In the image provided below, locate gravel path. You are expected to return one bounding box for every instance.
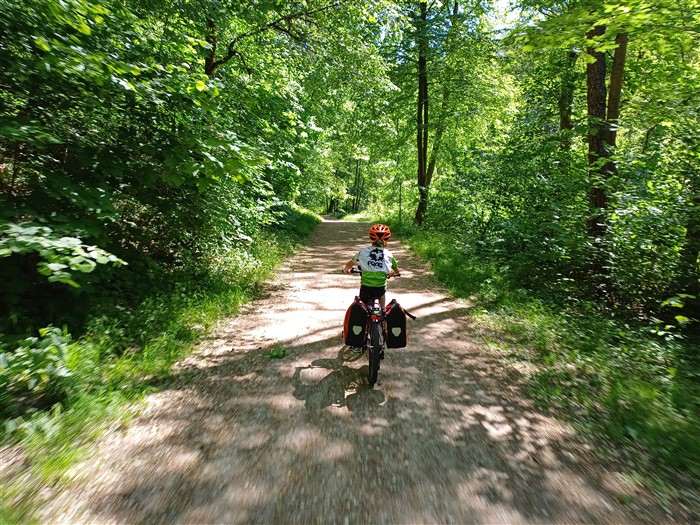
[41,219,668,524]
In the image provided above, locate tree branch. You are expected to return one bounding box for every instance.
[205,1,342,76]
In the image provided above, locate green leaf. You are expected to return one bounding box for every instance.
[34,37,51,52]
[660,296,685,308]
[263,346,286,358]
[117,79,135,91]
[4,419,18,435]
[76,22,91,35]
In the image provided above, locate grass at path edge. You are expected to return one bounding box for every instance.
[386,220,699,516]
[0,206,322,524]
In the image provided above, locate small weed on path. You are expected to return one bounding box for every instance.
[263,345,287,359]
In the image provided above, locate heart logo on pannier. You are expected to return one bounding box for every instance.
[352,326,362,335]
[392,327,402,337]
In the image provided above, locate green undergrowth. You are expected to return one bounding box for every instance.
[0,206,321,522]
[340,212,376,222]
[399,226,699,496]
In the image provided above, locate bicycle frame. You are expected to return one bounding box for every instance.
[363,298,386,385]
[346,266,390,385]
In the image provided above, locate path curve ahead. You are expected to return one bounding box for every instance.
[44,219,658,524]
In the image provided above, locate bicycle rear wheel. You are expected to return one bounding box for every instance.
[368,322,382,385]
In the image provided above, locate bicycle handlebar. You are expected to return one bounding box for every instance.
[344,266,415,318]
[346,267,400,278]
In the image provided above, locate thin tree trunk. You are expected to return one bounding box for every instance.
[415,1,429,225]
[687,190,700,282]
[358,172,365,211]
[558,49,578,151]
[678,176,700,317]
[596,30,629,195]
[426,84,450,185]
[606,31,628,149]
[641,124,656,154]
[424,1,458,200]
[352,160,360,213]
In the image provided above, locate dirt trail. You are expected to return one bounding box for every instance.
[41,219,664,524]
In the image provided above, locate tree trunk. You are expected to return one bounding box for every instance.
[558,49,578,151]
[426,80,452,182]
[326,197,338,214]
[606,31,629,149]
[414,1,429,225]
[352,160,361,213]
[425,0,458,206]
[586,25,609,294]
[414,0,459,225]
[204,19,218,77]
[679,178,700,320]
[586,24,609,242]
[358,172,366,212]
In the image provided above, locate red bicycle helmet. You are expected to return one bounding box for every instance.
[369,224,391,244]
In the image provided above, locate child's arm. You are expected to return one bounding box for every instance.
[343,258,356,274]
[390,258,400,277]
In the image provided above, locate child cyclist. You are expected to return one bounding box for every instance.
[343,224,400,309]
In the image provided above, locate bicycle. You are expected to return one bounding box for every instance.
[347,267,390,386]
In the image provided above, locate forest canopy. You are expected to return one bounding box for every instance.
[2,0,698,315]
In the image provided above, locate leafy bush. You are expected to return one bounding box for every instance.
[0,327,73,418]
[403,225,700,481]
[1,205,321,434]
[0,222,126,287]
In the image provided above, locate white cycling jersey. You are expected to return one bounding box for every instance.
[353,246,396,287]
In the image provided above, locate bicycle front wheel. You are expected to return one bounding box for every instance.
[368,322,382,385]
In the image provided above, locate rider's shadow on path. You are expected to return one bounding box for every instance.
[292,349,385,411]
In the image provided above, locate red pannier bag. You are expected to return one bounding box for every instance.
[384,299,414,348]
[343,296,368,347]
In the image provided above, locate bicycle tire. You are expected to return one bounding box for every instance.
[368,322,381,385]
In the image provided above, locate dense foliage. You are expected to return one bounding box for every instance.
[1,0,336,419]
